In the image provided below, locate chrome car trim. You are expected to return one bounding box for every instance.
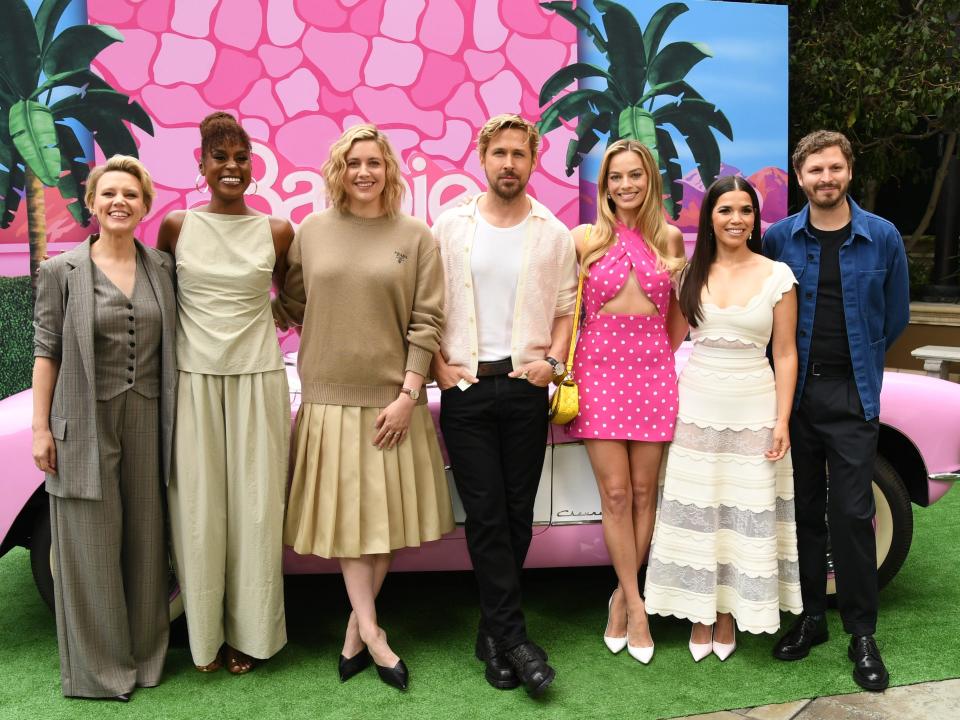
[930,472,960,483]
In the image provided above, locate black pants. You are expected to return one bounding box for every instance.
[790,375,880,636]
[440,374,549,653]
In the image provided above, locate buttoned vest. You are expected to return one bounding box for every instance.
[92,259,162,401]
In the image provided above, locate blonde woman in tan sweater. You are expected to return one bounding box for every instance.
[276,124,453,691]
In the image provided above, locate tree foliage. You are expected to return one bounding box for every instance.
[786,0,960,208]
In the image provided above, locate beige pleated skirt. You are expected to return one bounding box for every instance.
[284,402,454,558]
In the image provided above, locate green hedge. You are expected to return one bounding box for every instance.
[0,275,34,399]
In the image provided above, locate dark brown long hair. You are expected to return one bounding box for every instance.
[678,175,763,327]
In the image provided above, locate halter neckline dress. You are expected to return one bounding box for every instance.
[567,223,678,442]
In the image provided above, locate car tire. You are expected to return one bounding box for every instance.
[30,505,186,624]
[873,455,913,589]
[29,509,55,613]
[825,455,913,599]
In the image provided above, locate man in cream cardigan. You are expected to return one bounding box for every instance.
[432,114,577,698]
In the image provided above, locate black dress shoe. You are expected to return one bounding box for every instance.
[504,642,556,698]
[113,693,131,702]
[375,658,409,691]
[773,614,829,660]
[475,633,520,689]
[848,635,889,691]
[474,632,547,662]
[338,648,372,682]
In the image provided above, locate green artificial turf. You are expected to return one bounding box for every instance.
[2,489,959,720]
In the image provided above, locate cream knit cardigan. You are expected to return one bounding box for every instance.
[432,195,577,375]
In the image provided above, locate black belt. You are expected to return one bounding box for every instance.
[808,362,852,378]
[476,359,513,377]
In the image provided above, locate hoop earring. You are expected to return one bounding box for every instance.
[245,178,259,196]
[195,174,209,193]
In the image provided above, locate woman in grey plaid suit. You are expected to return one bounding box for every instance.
[31,156,177,701]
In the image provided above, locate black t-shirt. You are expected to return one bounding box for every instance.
[809,222,851,365]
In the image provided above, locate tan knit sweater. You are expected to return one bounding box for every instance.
[276,209,444,407]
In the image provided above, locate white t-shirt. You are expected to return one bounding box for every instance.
[471,211,528,361]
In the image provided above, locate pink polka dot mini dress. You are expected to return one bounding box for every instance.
[567,224,678,442]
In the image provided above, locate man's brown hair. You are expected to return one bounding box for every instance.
[476,114,540,162]
[792,130,854,174]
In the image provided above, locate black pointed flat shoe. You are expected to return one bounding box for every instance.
[338,648,372,682]
[375,658,409,691]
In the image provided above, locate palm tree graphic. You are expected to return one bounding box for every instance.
[0,0,153,293]
[538,0,733,218]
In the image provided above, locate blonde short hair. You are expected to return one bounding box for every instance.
[322,124,405,217]
[476,114,540,162]
[85,155,155,213]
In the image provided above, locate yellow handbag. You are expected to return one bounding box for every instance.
[548,230,588,425]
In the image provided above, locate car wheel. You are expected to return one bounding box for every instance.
[169,566,184,623]
[825,455,913,598]
[31,505,186,624]
[29,509,55,613]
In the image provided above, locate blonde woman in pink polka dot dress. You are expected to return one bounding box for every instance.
[568,140,688,663]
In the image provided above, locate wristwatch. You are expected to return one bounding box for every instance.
[545,356,566,378]
[399,387,420,401]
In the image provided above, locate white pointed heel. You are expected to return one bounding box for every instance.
[627,641,655,664]
[713,626,737,661]
[603,591,627,654]
[689,625,713,662]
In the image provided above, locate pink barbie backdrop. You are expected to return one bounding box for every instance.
[0,0,579,280]
[0,0,789,289]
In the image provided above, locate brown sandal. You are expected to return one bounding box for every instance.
[224,645,256,675]
[195,648,223,673]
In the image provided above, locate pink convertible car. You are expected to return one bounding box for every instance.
[2,346,959,614]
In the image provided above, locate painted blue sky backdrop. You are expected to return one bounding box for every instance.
[577,0,788,182]
[23,0,93,161]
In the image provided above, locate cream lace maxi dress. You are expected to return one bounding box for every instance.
[645,261,803,634]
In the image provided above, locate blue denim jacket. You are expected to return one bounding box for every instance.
[762,197,910,420]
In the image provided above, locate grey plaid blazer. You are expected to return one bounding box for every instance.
[33,236,177,500]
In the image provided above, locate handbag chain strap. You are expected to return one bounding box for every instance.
[561,225,589,380]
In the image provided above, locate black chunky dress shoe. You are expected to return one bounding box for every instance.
[474,632,547,662]
[504,642,555,698]
[849,635,889,691]
[475,633,520,689]
[375,658,409,690]
[773,614,828,660]
[338,648,372,682]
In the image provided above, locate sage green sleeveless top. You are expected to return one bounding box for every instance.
[175,211,284,375]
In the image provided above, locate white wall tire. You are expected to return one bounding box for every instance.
[825,455,913,598]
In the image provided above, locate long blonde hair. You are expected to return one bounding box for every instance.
[322,124,405,217]
[582,140,684,274]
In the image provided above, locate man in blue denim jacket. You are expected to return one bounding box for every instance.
[762,131,909,692]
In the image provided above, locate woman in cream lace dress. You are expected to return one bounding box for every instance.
[645,176,803,661]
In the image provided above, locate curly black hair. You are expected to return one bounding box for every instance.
[199,111,251,158]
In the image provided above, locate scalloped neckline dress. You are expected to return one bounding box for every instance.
[644,260,803,634]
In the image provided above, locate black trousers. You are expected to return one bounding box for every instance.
[790,375,880,636]
[439,374,549,653]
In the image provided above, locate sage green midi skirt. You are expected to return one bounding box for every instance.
[284,402,454,559]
